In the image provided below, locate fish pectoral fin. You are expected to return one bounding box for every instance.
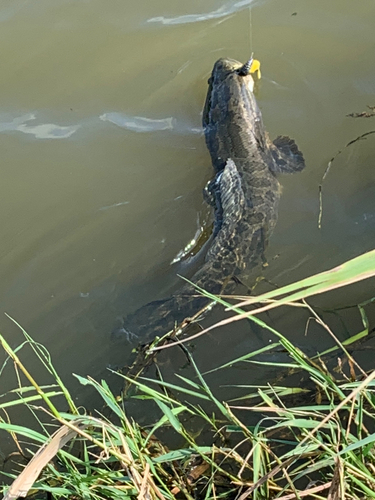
[271,135,306,173]
[219,159,246,224]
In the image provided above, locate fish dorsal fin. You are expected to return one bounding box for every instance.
[219,159,245,226]
[270,135,306,173]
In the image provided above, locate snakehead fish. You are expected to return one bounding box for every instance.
[120,57,305,340]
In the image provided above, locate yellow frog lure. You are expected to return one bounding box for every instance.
[250,58,261,79]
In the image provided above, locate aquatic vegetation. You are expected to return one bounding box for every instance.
[1,249,375,499]
[347,104,375,118]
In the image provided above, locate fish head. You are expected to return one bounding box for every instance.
[202,57,265,169]
[208,57,259,93]
[203,57,260,130]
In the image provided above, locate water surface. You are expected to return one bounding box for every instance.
[0,0,375,413]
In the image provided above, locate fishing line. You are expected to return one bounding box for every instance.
[248,4,253,56]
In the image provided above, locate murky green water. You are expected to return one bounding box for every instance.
[0,0,375,412]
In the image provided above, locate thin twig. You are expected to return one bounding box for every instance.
[318,130,375,229]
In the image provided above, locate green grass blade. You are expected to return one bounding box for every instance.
[139,376,210,401]
[0,422,47,443]
[204,343,280,374]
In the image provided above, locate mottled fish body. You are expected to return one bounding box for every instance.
[120,57,305,340]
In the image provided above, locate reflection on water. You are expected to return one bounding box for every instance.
[0,0,374,418]
[147,0,259,25]
[98,200,130,211]
[100,113,175,132]
[0,112,202,138]
[0,114,80,139]
[100,112,202,135]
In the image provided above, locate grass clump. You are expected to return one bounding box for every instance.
[1,249,375,499]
